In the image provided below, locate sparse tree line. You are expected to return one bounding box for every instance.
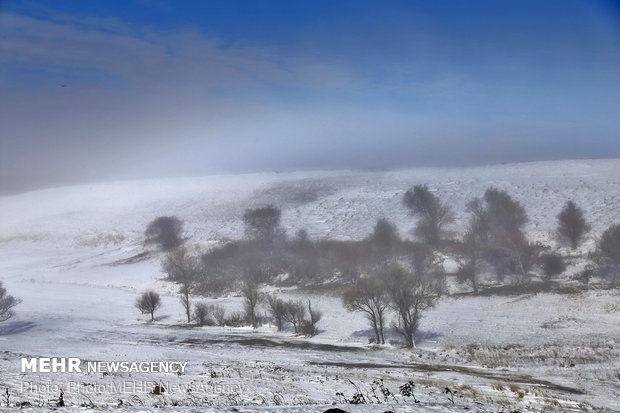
[144,185,619,294]
[130,184,620,347]
[134,283,322,336]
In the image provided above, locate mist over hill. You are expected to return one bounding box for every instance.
[1,159,618,250]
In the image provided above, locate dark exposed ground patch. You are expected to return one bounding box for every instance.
[170,335,366,352]
[253,180,337,207]
[455,281,619,297]
[105,251,151,266]
[309,361,585,395]
[0,321,37,336]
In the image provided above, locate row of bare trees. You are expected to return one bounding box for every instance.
[264,293,322,335]
[134,282,323,336]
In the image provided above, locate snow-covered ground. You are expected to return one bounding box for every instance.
[0,159,619,412]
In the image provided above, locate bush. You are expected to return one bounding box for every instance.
[368,218,401,267]
[301,300,322,336]
[539,253,566,279]
[282,300,306,334]
[211,305,226,326]
[192,301,213,326]
[145,216,184,251]
[557,201,590,249]
[224,311,245,327]
[265,294,287,331]
[456,261,478,292]
[597,224,620,277]
[243,206,282,244]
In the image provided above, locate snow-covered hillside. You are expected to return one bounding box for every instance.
[1,159,619,249]
[0,159,619,412]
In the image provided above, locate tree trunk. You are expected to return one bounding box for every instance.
[185,293,191,323]
[370,314,380,343]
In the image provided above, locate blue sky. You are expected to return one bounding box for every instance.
[0,0,619,191]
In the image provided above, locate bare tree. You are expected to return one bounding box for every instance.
[342,276,389,344]
[283,300,306,334]
[145,216,184,251]
[0,281,21,322]
[385,266,437,348]
[265,294,287,331]
[162,246,200,323]
[241,281,262,328]
[557,201,590,249]
[135,290,162,321]
[458,221,484,291]
[403,185,453,244]
[243,206,282,244]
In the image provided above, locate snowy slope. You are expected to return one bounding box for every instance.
[0,159,619,412]
[1,159,618,249]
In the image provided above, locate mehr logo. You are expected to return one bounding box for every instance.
[21,358,81,373]
[21,358,188,374]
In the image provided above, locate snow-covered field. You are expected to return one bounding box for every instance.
[0,159,619,412]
